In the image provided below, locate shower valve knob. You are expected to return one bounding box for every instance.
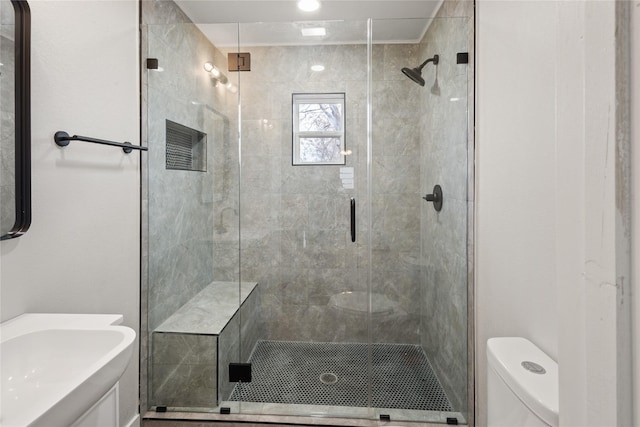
[423,185,443,212]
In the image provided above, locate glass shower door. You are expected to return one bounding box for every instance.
[143,18,242,412]
[231,15,472,424]
[231,19,373,419]
[369,16,471,424]
[142,7,473,424]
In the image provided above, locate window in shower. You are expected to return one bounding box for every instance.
[292,93,345,165]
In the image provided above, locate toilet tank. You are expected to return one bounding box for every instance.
[487,337,559,427]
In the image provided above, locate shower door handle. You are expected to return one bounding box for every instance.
[350,198,356,243]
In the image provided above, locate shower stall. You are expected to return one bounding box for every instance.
[141,0,473,424]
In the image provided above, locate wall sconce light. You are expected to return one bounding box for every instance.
[204,62,222,78]
[204,62,235,92]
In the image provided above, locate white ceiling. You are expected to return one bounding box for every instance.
[174,0,444,46]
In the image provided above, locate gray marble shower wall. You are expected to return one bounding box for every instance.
[417,4,472,418]
[236,38,427,345]
[143,0,240,333]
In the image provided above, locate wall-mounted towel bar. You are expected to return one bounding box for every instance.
[54,131,148,154]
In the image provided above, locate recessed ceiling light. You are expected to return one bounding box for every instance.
[297,0,321,12]
[301,27,326,37]
[311,64,325,72]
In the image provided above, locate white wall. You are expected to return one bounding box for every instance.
[476,1,632,425]
[475,1,558,423]
[554,3,633,424]
[0,1,140,426]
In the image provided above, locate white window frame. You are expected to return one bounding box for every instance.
[292,93,346,165]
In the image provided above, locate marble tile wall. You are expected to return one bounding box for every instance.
[236,39,422,344]
[417,3,473,418]
[370,43,424,344]
[152,332,218,408]
[218,287,263,401]
[145,16,238,333]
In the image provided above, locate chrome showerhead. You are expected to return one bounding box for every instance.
[401,54,439,87]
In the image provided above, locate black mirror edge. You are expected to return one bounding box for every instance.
[1,0,31,241]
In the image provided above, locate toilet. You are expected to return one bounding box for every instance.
[487,337,559,427]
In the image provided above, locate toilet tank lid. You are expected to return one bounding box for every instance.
[487,337,559,427]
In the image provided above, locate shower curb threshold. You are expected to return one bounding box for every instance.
[143,411,469,427]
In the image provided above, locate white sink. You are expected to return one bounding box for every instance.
[0,314,136,427]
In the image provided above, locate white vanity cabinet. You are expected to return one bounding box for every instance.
[71,383,119,427]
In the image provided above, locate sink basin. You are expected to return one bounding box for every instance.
[0,314,136,427]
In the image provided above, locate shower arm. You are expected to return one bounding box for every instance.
[416,54,439,71]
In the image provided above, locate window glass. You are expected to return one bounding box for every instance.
[292,93,345,165]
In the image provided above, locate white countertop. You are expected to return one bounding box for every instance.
[1,313,123,342]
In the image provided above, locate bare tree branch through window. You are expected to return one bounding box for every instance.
[293,94,345,165]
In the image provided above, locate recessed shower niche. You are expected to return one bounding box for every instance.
[165,120,207,172]
[141,0,474,424]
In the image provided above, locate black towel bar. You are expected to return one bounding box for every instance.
[54,131,148,154]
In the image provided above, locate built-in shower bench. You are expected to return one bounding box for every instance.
[155,281,258,335]
[151,281,261,410]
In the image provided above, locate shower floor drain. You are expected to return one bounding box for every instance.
[229,340,453,411]
[320,372,338,384]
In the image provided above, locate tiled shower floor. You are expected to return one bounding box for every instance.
[228,340,453,412]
